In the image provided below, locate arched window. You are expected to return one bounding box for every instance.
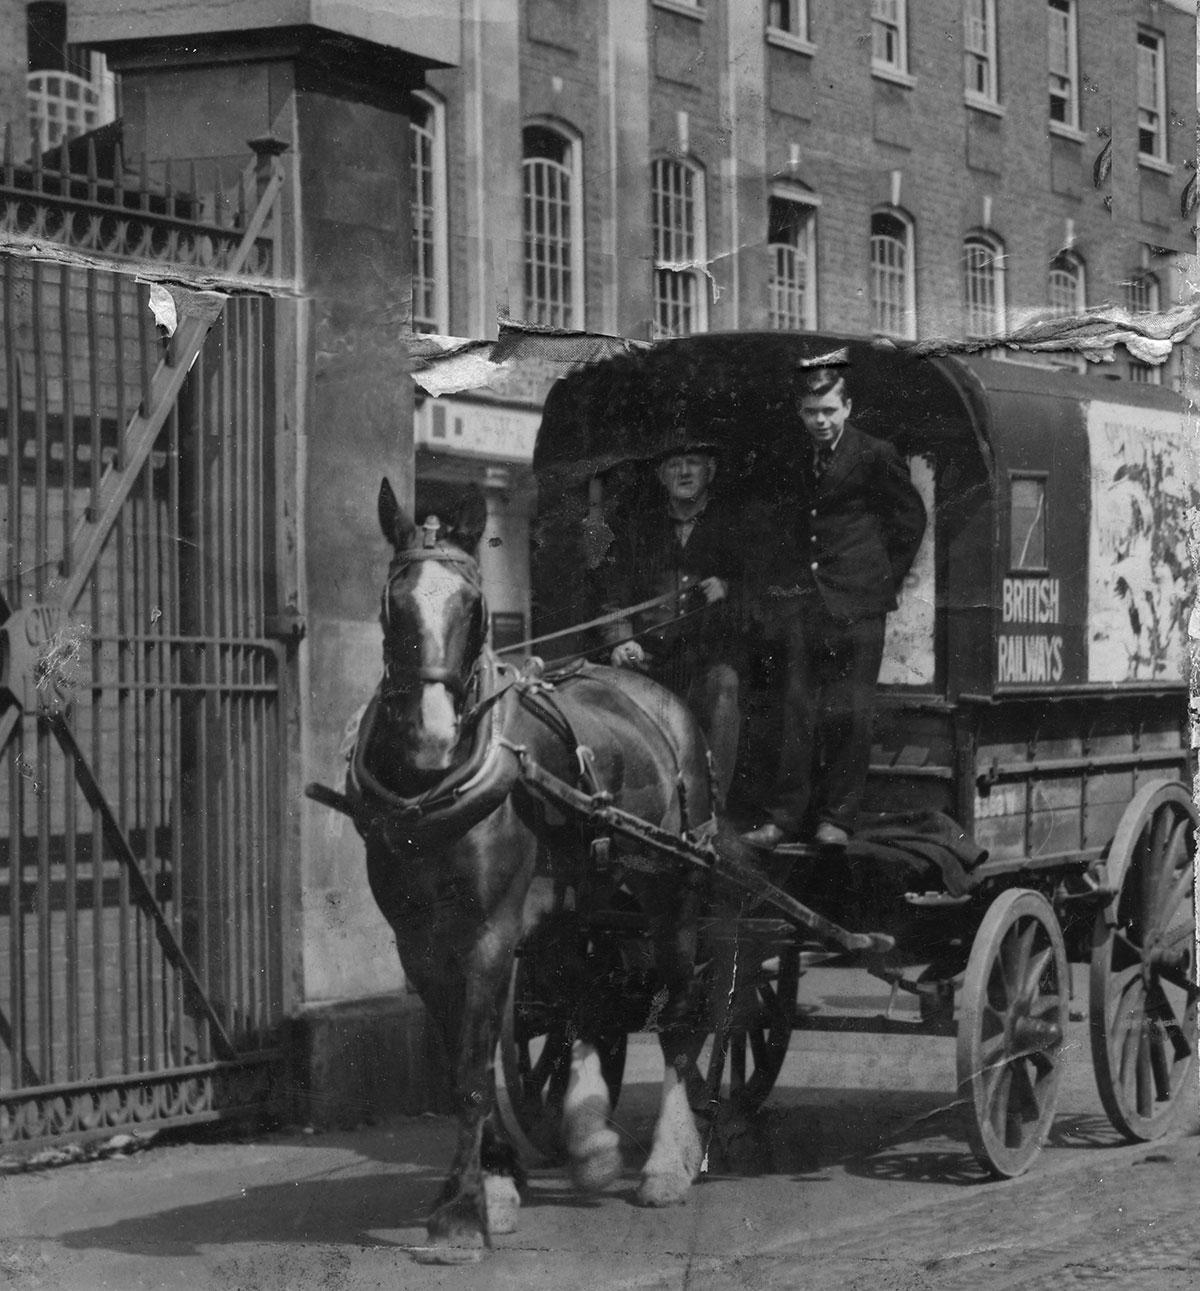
[651,157,708,337]
[410,91,448,334]
[1047,250,1085,316]
[522,123,583,328]
[962,234,1005,340]
[870,209,915,339]
[768,191,818,331]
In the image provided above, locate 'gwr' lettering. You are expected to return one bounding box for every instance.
[1002,577,1060,624]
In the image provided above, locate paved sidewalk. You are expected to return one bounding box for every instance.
[0,1101,1197,1291]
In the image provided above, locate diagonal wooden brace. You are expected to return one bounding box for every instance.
[46,713,237,1060]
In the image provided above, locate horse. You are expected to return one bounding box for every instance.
[353,478,722,1261]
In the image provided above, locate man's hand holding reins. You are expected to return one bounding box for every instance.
[611,640,647,668]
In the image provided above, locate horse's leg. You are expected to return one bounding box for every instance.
[480,1115,524,1234]
[563,1038,622,1192]
[411,923,520,1260]
[637,876,706,1208]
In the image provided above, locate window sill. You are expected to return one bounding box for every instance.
[766,28,816,56]
[1138,154,1174,176]
[1047,120,1085,144]
[871,64,916,89]
[964,94,1005,119]
[652,0,705,20]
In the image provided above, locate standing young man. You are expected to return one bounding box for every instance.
[744,364,926,849]
[604,443,743,805]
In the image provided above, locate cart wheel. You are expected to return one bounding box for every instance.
[957,889,1068,1178]
[494,923,628,1165]
[697,946,801,1117]
[1089,780,1197,1143]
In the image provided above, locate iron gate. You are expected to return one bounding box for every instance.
[0,141,288,1151]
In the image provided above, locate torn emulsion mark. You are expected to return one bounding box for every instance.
[35,622,90,704]
[910,301,1200,368]
[582,513,615,570]
[14,753,42,798]
[145,281,178,337]
[657,256,724,305]
[698,923,742,1176]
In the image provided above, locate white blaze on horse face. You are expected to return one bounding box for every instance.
[409,561,464,770]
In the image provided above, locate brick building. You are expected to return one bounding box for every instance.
[416,0,1194,350]
[407,0,1196,647]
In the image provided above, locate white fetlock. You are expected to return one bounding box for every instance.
[563,1041,621,1194]
[483,1174,521,1236]
[637,1066,702,1207]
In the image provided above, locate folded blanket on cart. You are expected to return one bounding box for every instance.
[846,811,987,899]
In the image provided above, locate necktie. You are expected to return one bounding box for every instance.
[814,446,833,482]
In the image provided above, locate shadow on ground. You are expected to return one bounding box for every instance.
[50,1087,1131,1259]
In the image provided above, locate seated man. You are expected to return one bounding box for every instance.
[602,442,743,806]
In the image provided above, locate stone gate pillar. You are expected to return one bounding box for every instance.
[71,3,460,1114]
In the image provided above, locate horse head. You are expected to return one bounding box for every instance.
[377,478,488,773]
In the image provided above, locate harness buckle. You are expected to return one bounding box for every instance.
[576,745,612,804]
[421,515,441,549]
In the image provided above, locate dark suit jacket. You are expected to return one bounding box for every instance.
[601,498,744,660]
[788,423,927,621]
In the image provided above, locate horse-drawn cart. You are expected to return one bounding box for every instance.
[491,334,1198,1181]
[306,334,1196,1257]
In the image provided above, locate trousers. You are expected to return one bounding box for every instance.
[771,598,885,835]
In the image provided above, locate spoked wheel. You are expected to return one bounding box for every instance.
[697,945,801,1117]
[956,889,1069,1178]
[1089,781,1198,1142]
[494,917,629,1164]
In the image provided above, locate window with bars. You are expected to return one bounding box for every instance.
[27,71,99,153]
[870,210,914,340]
[410,92,448,334]
[964,0,998,102]
[1047,251,1085,316]
[1048,0,1078,129]
[1126,273,1162,384]
[963,235,1005,340]
[522,124,582,329]
[1136,29,1166,161]
[767,195,817,331]
[872,0,907,75]
[767,0,808,39]
[651,157,707,338]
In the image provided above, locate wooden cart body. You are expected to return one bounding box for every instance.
[503,335,1196,1177]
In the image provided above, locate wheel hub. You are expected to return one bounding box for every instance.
[1010,1016,1062,1050]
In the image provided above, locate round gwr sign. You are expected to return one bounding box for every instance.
[0,601,69,712]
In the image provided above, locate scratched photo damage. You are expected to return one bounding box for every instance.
[0,1,1198,1288]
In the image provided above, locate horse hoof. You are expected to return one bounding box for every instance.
[569,1130,622,1193]
[636,1170,693,1208]
[484,1174,521,1235]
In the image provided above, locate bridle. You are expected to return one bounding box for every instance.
[380,517,490,706]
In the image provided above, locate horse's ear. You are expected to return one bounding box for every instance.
[449,487,487,553]
[378,478,416,549]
